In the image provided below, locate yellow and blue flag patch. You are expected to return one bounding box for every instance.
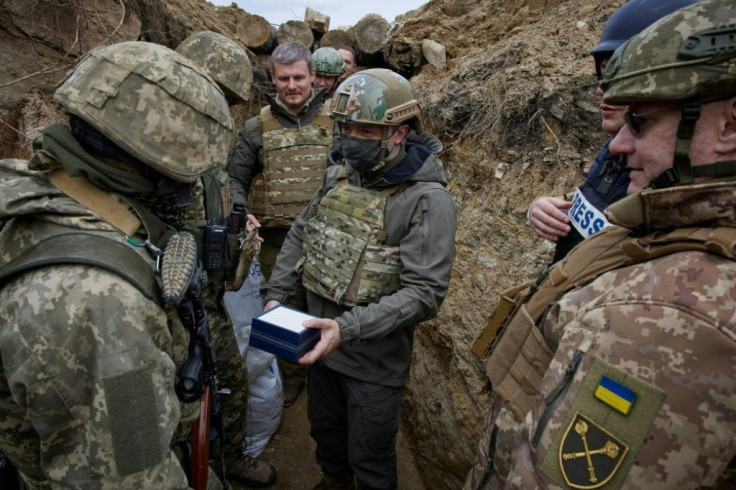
[594,376,636,416]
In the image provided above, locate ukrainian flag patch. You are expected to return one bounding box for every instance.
[594,376,636,416]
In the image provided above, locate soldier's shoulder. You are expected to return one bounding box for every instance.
[567,249,736,332]
[1,264,160,315]
[323,164,348,187]
[234,117,265,149]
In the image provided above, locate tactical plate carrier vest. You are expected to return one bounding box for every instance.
[300,172,404,306]
[249,103,333,228]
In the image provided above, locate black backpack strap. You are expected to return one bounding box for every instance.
[0,233,161,303]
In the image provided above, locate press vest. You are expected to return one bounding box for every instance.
[249,103,333,228]
[552,143,628,263]
[300,172,404,306]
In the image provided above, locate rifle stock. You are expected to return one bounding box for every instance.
[191,384,211,490]
[162,232,228,489]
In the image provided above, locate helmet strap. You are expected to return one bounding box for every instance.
[369,126,400,172]
[651,98,701,189]
[691,160,736,180]
[651,97,736,188]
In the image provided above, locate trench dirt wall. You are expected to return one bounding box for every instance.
[0,0,622,487]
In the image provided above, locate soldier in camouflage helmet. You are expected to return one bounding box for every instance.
[312,47,345,98]
[465,1,736,489]
[0,41,232,488]
[263,68,458,489]
[176,30,252,105]
[602,0,736,191]
[176,30,277,488]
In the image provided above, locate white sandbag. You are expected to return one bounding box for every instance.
[243,358,283,457]
[224,259,265,358]
[224,257,283,457]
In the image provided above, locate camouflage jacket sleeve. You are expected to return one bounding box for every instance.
[225,115,264,205]
[0,265,191,489]
[506,251,736,489]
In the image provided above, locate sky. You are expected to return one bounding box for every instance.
[208,1,428,29]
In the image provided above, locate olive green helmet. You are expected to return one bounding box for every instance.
[602,0,735,104]
[601,0,736,189]
[55,41,233,183]
[330,68,423,132]
[313,47,345,77]
[175,31,252,104]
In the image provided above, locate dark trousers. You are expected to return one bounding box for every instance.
[307,362,402,490]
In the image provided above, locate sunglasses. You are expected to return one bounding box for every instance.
[624,107,679,134]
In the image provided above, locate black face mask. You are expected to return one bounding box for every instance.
[340,134,383,172]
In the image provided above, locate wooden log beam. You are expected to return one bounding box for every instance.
[277,20,314,49]
[236,14,277,54]
[353,13,390,67]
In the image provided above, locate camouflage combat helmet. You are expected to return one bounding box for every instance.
[330,68,423,132]
[602,0,735,104]
[176,31,252,103]
[55,41,233,183]
[602,0,736,188]
[313,47,345,77]
[589,0,701,78]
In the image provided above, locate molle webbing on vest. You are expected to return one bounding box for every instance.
[249,104,333,228]
[301,178,403,306]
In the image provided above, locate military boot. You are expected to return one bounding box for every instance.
[224,452,277,488]
[310,473,357,490]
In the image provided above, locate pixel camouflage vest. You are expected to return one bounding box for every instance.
[248,103,333,228]
[300,169,404,306]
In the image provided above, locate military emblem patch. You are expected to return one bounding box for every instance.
[559,412,629,489]
[540,357,666,489]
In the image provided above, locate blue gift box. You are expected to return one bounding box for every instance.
[250,305,320,362]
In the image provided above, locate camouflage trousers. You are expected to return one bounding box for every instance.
[203,285,249,456]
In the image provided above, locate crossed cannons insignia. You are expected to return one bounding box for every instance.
[559,412,629,489]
